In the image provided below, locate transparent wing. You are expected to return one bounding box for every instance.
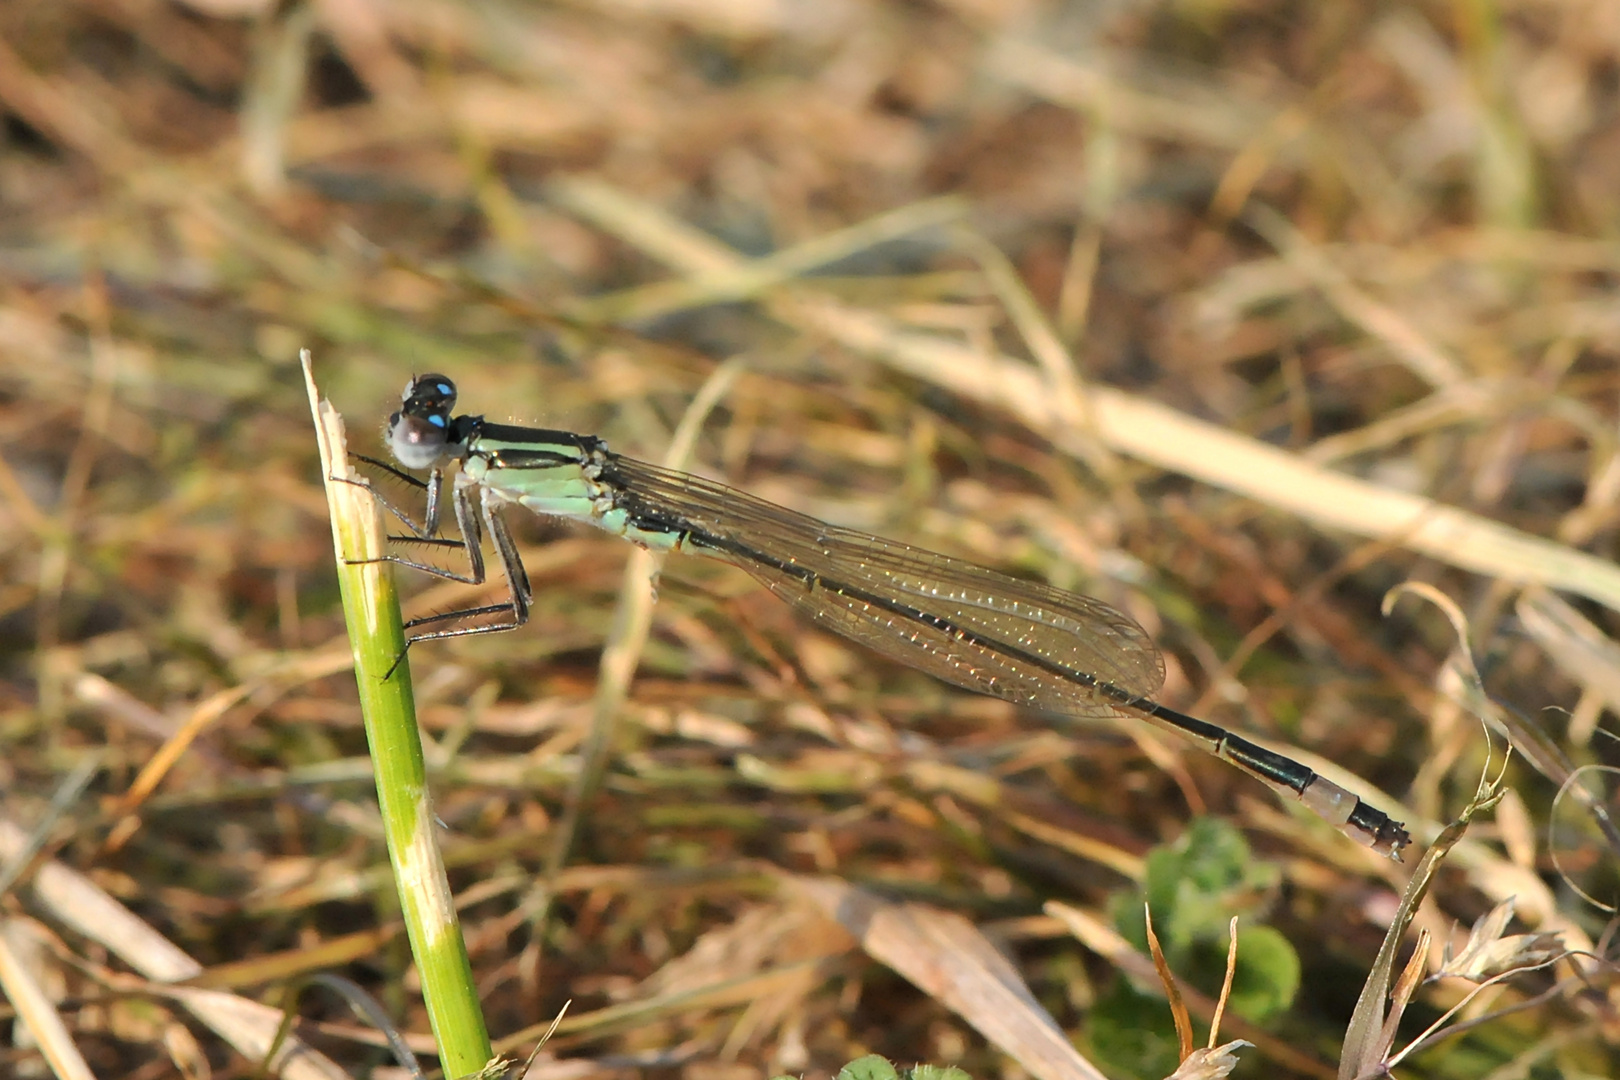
[606,455,1165,717]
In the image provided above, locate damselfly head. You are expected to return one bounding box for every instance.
[387,373,460,470]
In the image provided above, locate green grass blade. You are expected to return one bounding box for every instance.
[303,352,493,1078]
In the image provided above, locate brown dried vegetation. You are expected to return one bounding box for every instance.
[1,2,1618,1078]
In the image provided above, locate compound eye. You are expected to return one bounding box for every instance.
[386,374,460,470]
[402,373,457,413]
[387,409,452,470]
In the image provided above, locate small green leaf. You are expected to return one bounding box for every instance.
[839,1055,900,1080]
[909,1066,973,1080]
[1116,817,1282,958]
[1107,817,1300,1020]
[1086,981,1182,1080]
[1223,925,1301,1019]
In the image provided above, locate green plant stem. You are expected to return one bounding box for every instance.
[304,353,492,1078]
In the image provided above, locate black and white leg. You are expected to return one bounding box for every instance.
[399,486,532,644]
[342,454,446,540]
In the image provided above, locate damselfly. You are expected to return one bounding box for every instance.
[359,373,1411,859]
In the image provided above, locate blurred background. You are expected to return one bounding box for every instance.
[2,1,1619,1078]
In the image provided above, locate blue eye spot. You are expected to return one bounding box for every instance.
[429,414,447,428]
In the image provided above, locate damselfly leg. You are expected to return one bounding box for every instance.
[340,454,532,644]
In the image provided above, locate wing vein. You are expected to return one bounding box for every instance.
[604,455,1165,717]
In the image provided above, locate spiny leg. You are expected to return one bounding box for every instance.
[338,461,485,583]
[401,487,531,643]
[352,453,427,491]
[368,535,487,583]
[373,484,530,677]
[341,455,445,540]
[341,462,532,665]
